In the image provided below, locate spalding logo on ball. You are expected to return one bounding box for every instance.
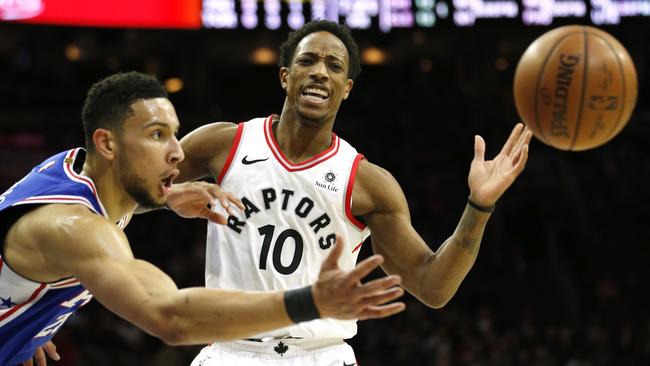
[514,25,637,151]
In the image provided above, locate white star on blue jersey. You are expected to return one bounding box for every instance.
[1,296,17,309]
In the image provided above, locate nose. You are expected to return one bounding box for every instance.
[169,136,185,164]
[309,60,329,81]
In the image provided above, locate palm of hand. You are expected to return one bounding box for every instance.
[467,124,532,207]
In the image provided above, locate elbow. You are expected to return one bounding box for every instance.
[157,316,195,346]
[147,312,236,345]
[143,312,190,346]
[420,287,457,309]
[427,297,450,309]
[423,295,450,309]
[157,321,185,346]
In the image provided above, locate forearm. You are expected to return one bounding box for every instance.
[158,288,292,345]
[448,202,492,257]
[81,259,296,346]
[420,204,491,307]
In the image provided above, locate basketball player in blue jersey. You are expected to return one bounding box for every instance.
[0,72,407,366]
[174,20,533,365]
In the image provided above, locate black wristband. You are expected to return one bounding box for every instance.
[284,286,321,323]
[467,197,495,213]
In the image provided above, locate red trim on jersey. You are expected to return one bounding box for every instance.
[21,196,93,207]
[217,123,244,184]
[345,154,367,230]
[64,149,97,196]
[0,257,4,273]
[0,283,46,322]
[50,278,80,288]
[263,116,340,172]
[352,240,365,253]
[23,196,88,202]
[62,148,108,217]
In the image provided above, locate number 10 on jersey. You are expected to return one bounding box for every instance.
[258,225,304,275]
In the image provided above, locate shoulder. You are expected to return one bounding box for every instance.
[4,203,130,279]
[181,122,239,154]
[352,159,408,217]
[29,204,128,258]
[178,122,240,181]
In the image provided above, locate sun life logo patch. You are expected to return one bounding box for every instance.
[315,170,339,192]
[325,171,336,183]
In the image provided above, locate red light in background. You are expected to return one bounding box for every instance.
[2,0,201,29]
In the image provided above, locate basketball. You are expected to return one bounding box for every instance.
[513,25,637,151]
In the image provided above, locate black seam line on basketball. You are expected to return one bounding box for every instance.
[534,30,583,145]
[588,31,629,143]
[570,27,589,151]
[242,156,269,165]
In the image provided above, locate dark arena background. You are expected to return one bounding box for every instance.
[2,1,650,365]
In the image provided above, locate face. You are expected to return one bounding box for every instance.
[113,98,184,208]
[280,31,354,123]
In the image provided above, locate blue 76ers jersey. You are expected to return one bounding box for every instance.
[0,148,128,365]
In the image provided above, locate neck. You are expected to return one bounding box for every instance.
[81,154,137,223]
[276,102,336,163]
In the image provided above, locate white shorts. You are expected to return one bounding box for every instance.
[190,338,358,366]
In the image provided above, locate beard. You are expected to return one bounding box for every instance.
[118,152,163,210]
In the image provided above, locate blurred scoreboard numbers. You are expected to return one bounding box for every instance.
[202,0,650,31]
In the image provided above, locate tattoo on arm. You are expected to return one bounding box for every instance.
[453,205,489,254]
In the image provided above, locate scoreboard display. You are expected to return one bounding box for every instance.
[1,0,649,30]
[202,0,650,31]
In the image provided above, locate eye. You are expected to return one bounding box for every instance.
[297,58,313,65]
[151,131,162,140]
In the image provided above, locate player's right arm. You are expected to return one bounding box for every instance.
[19,204,405,345]
[177,122,238,182]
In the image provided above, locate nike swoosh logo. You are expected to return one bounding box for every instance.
[242,155,269,165]
[343,363,356,366]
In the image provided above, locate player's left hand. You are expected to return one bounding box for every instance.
[467,123,532,207]
[22,341,60,366]
[165,181,244,224]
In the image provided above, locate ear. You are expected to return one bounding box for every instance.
[92,128,116,161]
[279,67,289,90]
[342,79,354,100]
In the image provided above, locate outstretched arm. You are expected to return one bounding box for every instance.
[355,124,531,308]
[27,205,404,345]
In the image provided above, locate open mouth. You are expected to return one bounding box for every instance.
[301,84,330,103]
[160,170,179,191]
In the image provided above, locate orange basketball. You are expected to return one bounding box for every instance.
[513,25,637,151]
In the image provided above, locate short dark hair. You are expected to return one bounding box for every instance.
[279,20,361,80]
[82,71,168,151]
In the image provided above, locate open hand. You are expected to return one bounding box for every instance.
[312,235,406,320]
[165,181,244,224]
[468,123,532,207]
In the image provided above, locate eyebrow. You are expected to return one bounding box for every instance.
[143,120,180,133]
[298,52,345,63]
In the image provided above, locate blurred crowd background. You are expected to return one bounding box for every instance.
[1,13,650,366]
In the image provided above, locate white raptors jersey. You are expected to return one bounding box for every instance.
[206,116,371,339]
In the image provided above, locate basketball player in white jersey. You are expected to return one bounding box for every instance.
[0,72,406,365]
[175,21,532,365]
